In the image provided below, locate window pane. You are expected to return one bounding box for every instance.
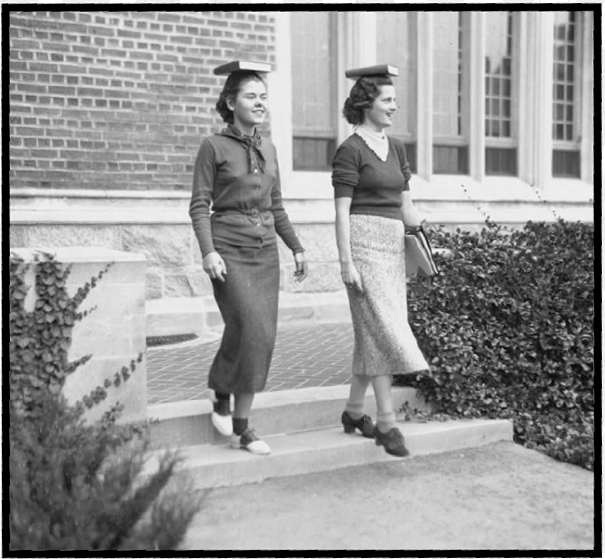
[485,147,517,175]
[377,12,417,139]
[404,142,417,174]
[432,12,463,137]
[431,12,469,174]
[485,12,514,140]
[552,11,578,143]
[293,138,336,171]
[552,149,581,178]
[433,145,469,174]
[291,12,336,170]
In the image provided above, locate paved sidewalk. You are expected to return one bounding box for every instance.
[182,441,595,551]
[147,322,354,405]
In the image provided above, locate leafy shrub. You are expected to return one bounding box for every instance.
[10,393,203,551]
[9,252,203,550]
[404,220,594,471]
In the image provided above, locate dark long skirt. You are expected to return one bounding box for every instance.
[208,240,280,394]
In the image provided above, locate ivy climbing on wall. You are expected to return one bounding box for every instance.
[9,251,143,419]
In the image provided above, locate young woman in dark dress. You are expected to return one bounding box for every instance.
[190,61,307,454]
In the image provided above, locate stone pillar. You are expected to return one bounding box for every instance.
[269,11,294,197]
[415,12,433,181]
[528,11,555,191]
[11,247,147,424]
[469,12,486,183]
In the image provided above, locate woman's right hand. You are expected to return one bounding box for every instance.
[340,263,363,294]
[203,251,227,282]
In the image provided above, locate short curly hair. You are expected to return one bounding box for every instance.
[342,76,394,125]
[215,71,266,124]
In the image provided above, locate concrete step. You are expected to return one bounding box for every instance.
[149,419,513,490]
[145,291,350,338]
[148,385,432,449]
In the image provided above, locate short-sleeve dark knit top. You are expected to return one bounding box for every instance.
[331,134,411,220]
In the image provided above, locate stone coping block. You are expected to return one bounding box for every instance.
[10,247,147,424]
[10,185,594,218]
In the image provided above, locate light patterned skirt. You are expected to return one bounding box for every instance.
[347,214,429,377]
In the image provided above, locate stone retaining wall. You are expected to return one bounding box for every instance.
[9,190,593,301]
[9,221,343,300]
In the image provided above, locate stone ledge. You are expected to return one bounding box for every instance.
[145,290,350,338]
[9,246,146,264]
[10,187,594,226]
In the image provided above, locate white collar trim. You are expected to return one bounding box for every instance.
[354,125,389,162]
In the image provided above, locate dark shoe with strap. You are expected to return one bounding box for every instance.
[374,425,409,457]
[341,411,375,438]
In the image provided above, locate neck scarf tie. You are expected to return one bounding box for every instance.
[219,124,266,174]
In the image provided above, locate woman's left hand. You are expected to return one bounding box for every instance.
[293,252,308,283]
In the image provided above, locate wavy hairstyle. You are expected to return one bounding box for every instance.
[342,76,393,125]
[215,70,266,124]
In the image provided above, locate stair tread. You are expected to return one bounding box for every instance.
[170,419,510,465]
[149,385,433,449]
[146,418,512,489]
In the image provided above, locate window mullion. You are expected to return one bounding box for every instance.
[416,12,433,181]
[469,11,485,182]
[336,12,350,146]
[517,11,532,183]
[534,11,555,188]
[271,12,294,193]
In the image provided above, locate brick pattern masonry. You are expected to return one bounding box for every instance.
[9,11,275,191]
[147,323,354,405]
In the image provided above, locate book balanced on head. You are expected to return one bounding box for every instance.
[345,64,399,79]
[213,60,272,75]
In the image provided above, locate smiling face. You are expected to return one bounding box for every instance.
[227,78,268,134]
[363,85,397,132]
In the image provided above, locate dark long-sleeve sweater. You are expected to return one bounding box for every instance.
[190,131,304,257]
[331,134,411,220]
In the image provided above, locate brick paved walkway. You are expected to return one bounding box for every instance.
[147,323,354,405]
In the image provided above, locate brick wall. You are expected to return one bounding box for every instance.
[9,10,275,191]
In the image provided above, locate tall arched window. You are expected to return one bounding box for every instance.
[290,12,338,171]
[484,11,519,176]
[377,11,418,172]
[552,11,583,178]
[432,11,470,174]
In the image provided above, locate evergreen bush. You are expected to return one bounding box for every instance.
[9,252,203,550]
[403,220,594,471]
